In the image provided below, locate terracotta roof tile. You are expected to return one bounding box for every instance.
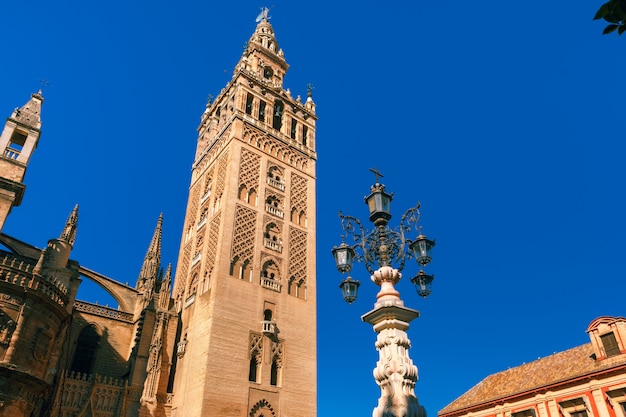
[439,344,626,416]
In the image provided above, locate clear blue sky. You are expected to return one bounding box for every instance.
[1,1,625,416]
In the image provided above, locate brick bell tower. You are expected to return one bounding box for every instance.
[169,9,317,417]
[0,91,43,233]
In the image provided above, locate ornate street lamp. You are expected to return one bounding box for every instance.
[331,169,435,417]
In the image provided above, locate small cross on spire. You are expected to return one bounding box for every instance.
[369,168,384,184]
[38,79,50,94]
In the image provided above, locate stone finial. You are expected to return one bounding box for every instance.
[60,205,79,246]
[136,214,163,292]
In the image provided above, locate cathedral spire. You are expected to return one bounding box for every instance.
[136,214,163,293]
[60,204,78,246]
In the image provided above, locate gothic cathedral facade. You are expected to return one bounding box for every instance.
[169,12,317,417]
[0,11,316,417]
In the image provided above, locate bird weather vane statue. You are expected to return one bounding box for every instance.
[256,7,271,22]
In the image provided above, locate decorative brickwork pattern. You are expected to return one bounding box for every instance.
[205,215,221,276]
[186,183,201,230]
[250,333,263,359]
[249,399,277,417]
[243,124,310,172]
[238,148,261,191]
[215,152,228,199]
[194,125,231,176]
[290,173,307,218]
[201,167,215,207]
[231,205,258,265]
[175,244,192,303]
[271,340,284,367]
[287,227,307,285]
[213,151,229,214]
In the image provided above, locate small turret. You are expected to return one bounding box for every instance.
[33,205,79,288]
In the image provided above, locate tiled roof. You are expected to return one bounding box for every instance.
[439,344,626,416]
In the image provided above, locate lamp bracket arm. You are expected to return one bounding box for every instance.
[338,213,366,246]
[399,202,421,235]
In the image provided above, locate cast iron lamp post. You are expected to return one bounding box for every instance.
[331,169,435,417]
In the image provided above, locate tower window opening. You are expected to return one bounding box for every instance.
[302,126,308,146]
[240,259,251,281]
[291,119,297,139]
[246,93,254,115]
[6,131,27,159]
[259,101,266,122]
[263,67,274,80]
[299,210,307,227]
[249,355,259,382]
[238,184,248,201]
[189,273,199,296]
[270,360,280,386]
[273,101,284,131]
[230,256,239,276]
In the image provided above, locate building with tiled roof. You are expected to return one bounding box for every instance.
[439,317,626,417]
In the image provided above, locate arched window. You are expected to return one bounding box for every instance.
[291,118,297,139]
[291,208,298,224]
[203,177,212,198]
[273,101,284,131]
[238,184,248,201]
[245,93,254,115]
[263,223,282,252]
[249,356,259,382]
[70,325,100,375]
[248,188,257,206]
[261,260,279,282]
[189,273,199,296]
[270,360,279,386]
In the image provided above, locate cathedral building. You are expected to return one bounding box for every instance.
[0,9,316,417]
[439,316,626,417]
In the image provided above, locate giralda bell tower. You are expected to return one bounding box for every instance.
[170,9,317,417]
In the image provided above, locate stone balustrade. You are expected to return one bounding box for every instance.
[74,300,133,323]
[0,252,69,307]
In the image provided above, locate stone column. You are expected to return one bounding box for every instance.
[362,266,426,417]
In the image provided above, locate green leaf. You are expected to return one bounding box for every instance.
[603,12,621,23]
[618,24,626,34]
[603,24,620,34]
[594,2,610,20]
